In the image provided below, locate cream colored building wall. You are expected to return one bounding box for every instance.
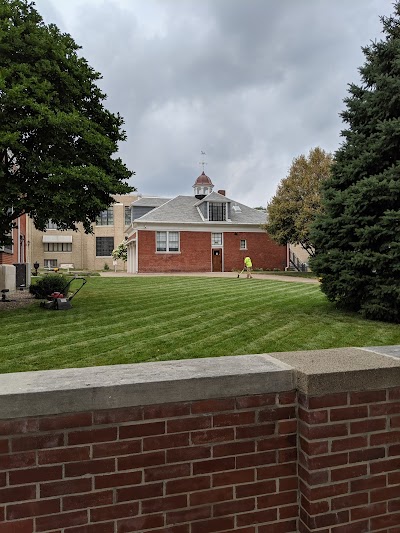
[289,244,311,265]
[27,194,137,271]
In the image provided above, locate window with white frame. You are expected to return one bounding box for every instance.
[44,259,57,268]
[96,207,114,226]
[240,239,247,250]
[156,231,179,252]
[211,233,222,246]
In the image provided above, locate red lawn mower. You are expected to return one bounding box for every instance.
[40,277,87,310]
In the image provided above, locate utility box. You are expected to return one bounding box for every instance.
[13,263,31,289]
[0,265,16,292]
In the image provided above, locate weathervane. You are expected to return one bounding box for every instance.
[199,151,207,172]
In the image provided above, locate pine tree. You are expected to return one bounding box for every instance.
[0,0,134,245]
[310,4,400,323]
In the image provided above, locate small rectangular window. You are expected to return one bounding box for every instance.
[96,207,114,226]
[156,232,167,252]
[156,231,180,252]
[44,259,57,268]
[125,206,131,226]
[168,232,179,252]
[208,202,226,221]
[240,239,247,250]
[46,220,60,230]
[44,243,72,252]
[96,237,114,256]
[211,233,222,246]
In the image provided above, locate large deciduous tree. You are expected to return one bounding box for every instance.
[0,0,134,245]
[310,4,400,323]
[265,147,333,256]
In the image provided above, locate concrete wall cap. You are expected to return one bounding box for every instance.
[0,354,294,419]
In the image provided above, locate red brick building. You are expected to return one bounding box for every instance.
[126,173,287,273]
[0,212,27,265]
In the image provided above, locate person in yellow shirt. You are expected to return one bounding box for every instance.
[244,256,253,279]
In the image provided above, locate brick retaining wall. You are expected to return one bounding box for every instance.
[298,388,400,532]
[0,392,298,532]
[0,349,400,532]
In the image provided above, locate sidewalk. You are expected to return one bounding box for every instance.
[100,271,319,284]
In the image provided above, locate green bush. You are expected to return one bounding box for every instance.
[29,274,68,299]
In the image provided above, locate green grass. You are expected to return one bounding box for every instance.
[1,276,399,374]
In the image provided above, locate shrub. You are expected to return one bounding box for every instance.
[103,263,110,271]
[29,274,68,299]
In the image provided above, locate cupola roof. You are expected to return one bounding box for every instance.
[193,171,214,187]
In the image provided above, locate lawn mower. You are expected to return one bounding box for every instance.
[40,277,87,310]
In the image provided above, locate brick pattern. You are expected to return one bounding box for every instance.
[298,387,400,532]
[137,230,287,273]
[0,215,27,265]
[0,392,297,533]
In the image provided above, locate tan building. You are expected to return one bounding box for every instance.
[26,194,137,271]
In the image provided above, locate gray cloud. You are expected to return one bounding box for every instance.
[34,0,392,205]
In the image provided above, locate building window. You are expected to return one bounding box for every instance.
[240,239,247,250]
[44,243,72,252]
[96,208,114,226]
[44,259,57,269]
[46,220,60,230]
[156,231,179,252]
[96,237,114,256]
[208,202,226,221]
[211,233,222,246]
[125,206,131,226]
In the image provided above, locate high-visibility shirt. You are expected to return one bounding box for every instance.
[244,257,252,267]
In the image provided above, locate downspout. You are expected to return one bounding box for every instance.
[17,221,21,262]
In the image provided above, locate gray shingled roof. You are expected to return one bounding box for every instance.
[131,197,171,208]
[134,194,266,225]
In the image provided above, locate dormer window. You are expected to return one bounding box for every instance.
[208,202,226,221]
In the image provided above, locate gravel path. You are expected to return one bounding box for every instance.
[0,290,35,311]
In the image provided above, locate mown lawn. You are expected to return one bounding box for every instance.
[1,276,399,374]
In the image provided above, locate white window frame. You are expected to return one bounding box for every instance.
[44,259,57,269]
[240,239,247,250]
[156,231,180,253]
[211,233,223,246]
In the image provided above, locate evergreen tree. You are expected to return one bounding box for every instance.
[0,0,134,245]
[310,4,400,323]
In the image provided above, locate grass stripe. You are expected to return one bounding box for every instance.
[1,276,399,373]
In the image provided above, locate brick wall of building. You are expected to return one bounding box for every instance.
[0,215,26,266]
[138,231,212,272]
[223,232,287,272]
[0,392,298,533]
[137,230,286,273]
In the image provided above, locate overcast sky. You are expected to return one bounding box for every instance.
[34,0,393,207]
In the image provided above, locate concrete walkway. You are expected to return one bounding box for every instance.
[100,271,319,284]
